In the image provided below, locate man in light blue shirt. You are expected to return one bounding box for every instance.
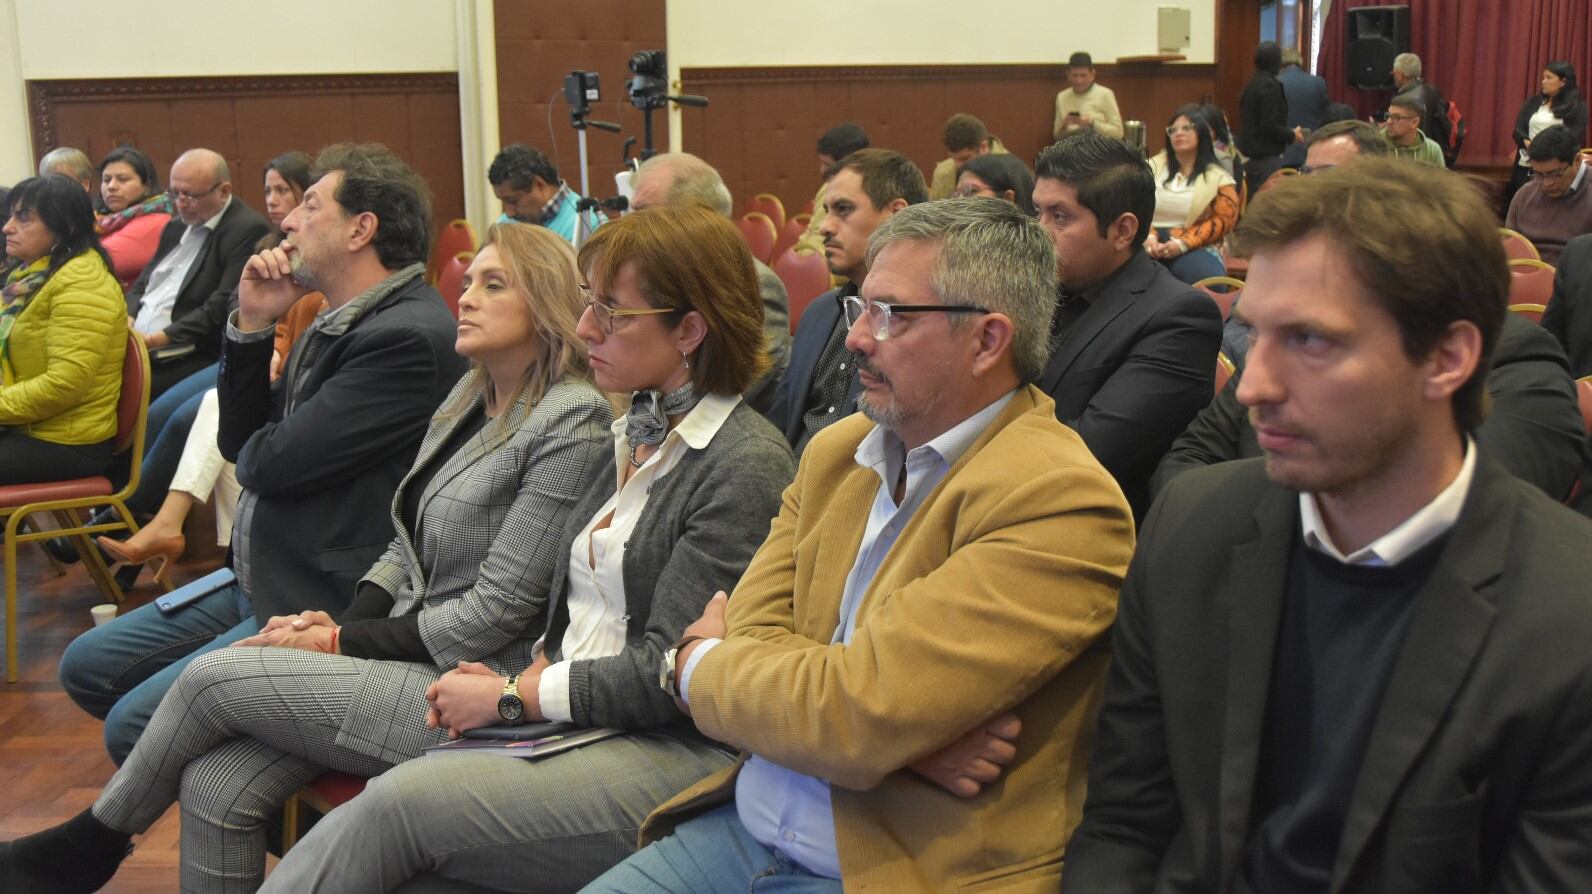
[587,198,1135,890]
[487,143,604,246]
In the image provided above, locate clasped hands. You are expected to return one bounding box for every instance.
[1143,231,1186,260]
[425,653,552,739]
[233,609,338,652]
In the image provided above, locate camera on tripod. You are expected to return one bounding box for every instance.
[627,50,670,111]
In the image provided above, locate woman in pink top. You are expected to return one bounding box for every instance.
[95,146,172,288]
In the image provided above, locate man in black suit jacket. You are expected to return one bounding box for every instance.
[1542,232,1592,516]
[56,143,465,764]
[1032,133,1222,520]
[768,149,926,453]
[1154,312,1585,501]
[125,148,270,397]
[1063,158,1592,892]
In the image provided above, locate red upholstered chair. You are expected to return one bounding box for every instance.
[281,771,369,851]
[1508,258,1555,309]
[1194,275,1245,321]
[1508,304,1546,324]
[772,216,806,262]
[437,251,473,319]
[429,219,477,284]
[1,334,164,681]
[747,193,786,232]
[773,248,834,332]
[1215,352,1236,396]
[738,212,778,265]
[1500,228,1541,262]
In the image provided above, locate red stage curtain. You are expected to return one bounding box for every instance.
[1317,0,1591,166]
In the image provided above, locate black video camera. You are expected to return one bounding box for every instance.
[627,50,670,111]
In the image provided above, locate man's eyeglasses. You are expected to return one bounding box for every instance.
[1530,165,1575,181]
[170,182,224,204]
[1165,124,1198,136]
[581,287,677,333]
[840,294,989,341]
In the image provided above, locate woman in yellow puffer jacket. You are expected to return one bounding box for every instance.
[1,174,128,484]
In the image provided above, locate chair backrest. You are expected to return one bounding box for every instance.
[1215,351,1235,396]
[116,332,151,456]
[773,248,834,332]
[437,251,473,318]
[772,216,806,262]
[738,212,778,265]
[748,193,786,232]
[1500,227,1541,262]
[1508,258,1555,308]
[1194,275,1245,321]
[429,219,478,284]
[1507,303,1546,324]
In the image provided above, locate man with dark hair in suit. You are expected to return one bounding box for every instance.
[58,143,466,764]
[769,148,927,454]
[124,147,270,397]
[1278,47,1329,168]
[1064,157,1592,893]
[794,123,872,256]
[1031,131,1222,520]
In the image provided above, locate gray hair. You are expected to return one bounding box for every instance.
[38,147,95,185]
[1393,52,1421,80]
[1280,47,1304,67]
[865,197,1057,383]
[633,153,734,218]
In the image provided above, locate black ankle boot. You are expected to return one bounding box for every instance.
[0,808,132,893]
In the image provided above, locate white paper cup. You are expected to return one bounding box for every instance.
[91,604,118,627]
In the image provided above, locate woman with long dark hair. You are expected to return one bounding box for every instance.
[1146,104,1240,283]
[954,153,1037,216]
[1508,60,1588,204]
[95,146,171,288]
[0,175,127,484]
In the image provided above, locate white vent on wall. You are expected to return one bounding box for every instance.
[1158,6,1192,54]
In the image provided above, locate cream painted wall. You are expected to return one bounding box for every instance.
[666,0,1216,68]
[1,0,461,194]
[11,0,457,78]
[663,0,1216,149]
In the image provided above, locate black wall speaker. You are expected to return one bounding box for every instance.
[1346,5,1410,90]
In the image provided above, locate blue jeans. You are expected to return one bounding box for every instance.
[58,582,255,764]
[132,364,217,514]
[582,804,843,893]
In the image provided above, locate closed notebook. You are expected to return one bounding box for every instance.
[422,726,624,759]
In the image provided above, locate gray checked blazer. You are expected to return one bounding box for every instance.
[336,374,612,762]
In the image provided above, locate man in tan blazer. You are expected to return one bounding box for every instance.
[586,198,1136,891]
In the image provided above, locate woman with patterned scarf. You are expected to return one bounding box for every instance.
[95,146,172,288]
[0,174,127,484]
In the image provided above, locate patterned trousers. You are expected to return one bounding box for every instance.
[91,645,448,892]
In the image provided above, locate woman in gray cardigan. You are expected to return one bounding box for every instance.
[260,204,796,892]
[0,224,614,893]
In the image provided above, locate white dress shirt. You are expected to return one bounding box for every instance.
[535,392,740,722]
[1300,438,1476,566]
[132,197,231,335]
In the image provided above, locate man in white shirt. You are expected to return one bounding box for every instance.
[587,197,1136,890]
[124,147,269,396]
[1064,156,1592,892]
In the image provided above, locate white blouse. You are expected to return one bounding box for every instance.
[1152,172,1196,229]
[534,392,740,722]
[1522,102,1563,164]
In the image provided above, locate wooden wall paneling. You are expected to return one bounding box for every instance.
[27,74,466,230]
[1215,0,1263,131]
[493,0,667,209]
[680,63,1216,218]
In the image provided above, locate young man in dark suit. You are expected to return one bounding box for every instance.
[124,148,270,397]
[1031,132,1222,521]
[1063,157,1592,893]
[767,149,926,455]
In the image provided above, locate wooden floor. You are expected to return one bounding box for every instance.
[0,527,234,891]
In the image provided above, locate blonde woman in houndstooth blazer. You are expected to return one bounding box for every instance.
[0,223,613,893]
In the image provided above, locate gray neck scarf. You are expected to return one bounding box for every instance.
[625,380,702,460]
